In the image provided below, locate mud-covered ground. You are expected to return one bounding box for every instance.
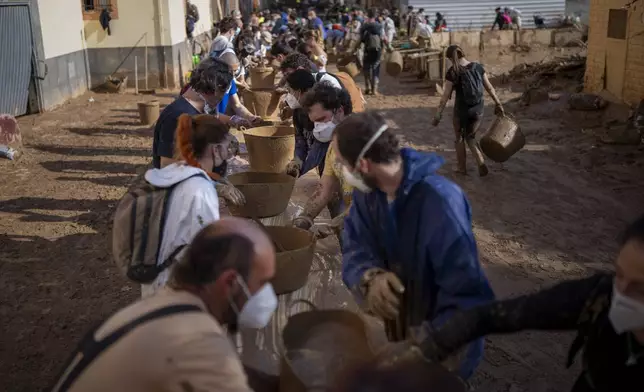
[1,49,642,392]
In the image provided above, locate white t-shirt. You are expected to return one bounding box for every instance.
[314,72,342,89]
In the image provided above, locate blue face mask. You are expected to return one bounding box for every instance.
[235,27,241,36]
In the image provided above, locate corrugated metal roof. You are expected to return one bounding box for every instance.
[407,0,566,30]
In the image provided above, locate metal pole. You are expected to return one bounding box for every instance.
[145,33,149,90]
[135,56,139,94]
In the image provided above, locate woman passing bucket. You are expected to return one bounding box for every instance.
[432,44,504,177]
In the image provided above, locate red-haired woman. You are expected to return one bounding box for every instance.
[141,114,245,297]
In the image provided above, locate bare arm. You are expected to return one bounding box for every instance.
[229,94,256,120]
[482,73,501,106]
[301,174,341,220]
[436,80,453,115]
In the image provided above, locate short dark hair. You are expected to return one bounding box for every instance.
[270,40,293,57]
[367,8,376,18]
[189,58,233,94]
[286,69,316,92]
[302,82,353,114]
[280,52,314,72]
[172,230,253,286]
[218,16,237,33]
[334,111,400,164]
[620,215,644,246]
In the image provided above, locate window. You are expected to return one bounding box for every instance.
[82,0,118,20]
[607,9,627,40]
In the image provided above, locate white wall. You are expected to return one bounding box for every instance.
[167,0,188,45]
[37,0,84,59]
[191,0,214,37]
[83,0,162,48]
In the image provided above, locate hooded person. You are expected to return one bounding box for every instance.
[143,114,245,297]
[333,111,495,381]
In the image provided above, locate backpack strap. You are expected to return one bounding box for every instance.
[52,304,203,392]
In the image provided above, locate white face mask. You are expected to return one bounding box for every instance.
[313,117,336,143]
[230,275,278,329]
[285,93,301,109]
[340,123,389,194]
[609,287,644,334]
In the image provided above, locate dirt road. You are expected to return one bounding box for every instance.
[0,52,642,391]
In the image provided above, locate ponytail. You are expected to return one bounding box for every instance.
[175,114,223,181]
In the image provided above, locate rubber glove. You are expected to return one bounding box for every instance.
[363,268,405,320]
[215,183,246,206]
[285,157,303,178]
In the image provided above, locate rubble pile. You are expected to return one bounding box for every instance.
[504,54,587,84]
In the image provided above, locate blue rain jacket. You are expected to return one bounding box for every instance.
[341,148,495,379]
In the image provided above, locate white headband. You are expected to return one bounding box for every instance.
[355,124,389,165]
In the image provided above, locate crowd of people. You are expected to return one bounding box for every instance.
[47,3,642,392]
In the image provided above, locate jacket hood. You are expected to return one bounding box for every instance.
[400,148,445,192]
[145,163,210,188]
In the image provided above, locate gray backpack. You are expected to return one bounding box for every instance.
[111,173,205,283]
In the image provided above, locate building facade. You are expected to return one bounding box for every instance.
[0,0,238,115]
[584,0,644,106]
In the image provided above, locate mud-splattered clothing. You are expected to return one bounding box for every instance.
[421,273,643,392]
[341,148,495,380]
[323,146,353,207]
[54,289,252,392]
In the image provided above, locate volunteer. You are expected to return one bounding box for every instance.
[210,17,238,57]
[333,111,495,380]
[279,52,342,89]
[145,114,244,297]
[359,9,383,95]
[382,10,396,51]
[433,44,504,177]
[385,215,644,392]
[52,218,278,392]
[291,83,353,239]
[152,58,250,170]
[217,52,259,119]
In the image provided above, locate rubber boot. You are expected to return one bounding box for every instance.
[372,78,380,96]
[466,138,489,177]
[363,71,372,95]
[455,140,467,174]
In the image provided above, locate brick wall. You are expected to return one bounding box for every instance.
[623,14,644,104]
[584,0,644,105]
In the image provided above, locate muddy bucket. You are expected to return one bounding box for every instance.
[227,172,295,218]
[279,300,374,391]
[240,89,282,118]
[480,115,526,163]
[386,51,404,77]
[250,67,277,89]
[137,100,160,125]
[337,56,360,78]
[242,126,295,173]
[263,227,315,294]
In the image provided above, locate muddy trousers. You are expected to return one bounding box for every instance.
[363,51,382,94]
[454,105,488,176]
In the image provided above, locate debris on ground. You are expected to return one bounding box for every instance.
[504,54,586,84]
[568,93,608,111]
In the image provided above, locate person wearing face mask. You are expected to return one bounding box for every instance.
[211,17,238,58]
[380,216,644,392]
[333,111,495,381]
[52,218,278,392]
[217,52,259,119]
[144,114,245,298]
[290,82,354,241]
[153,58,248,171]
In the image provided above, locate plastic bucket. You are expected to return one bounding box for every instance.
[386,51,404,77]
[137,100,160,125]
[227,172,295,218]
[264,228,316,295]
[242,125,295,173]
[480,115,526,163]
[250,67,277,89]
[240,89,282,118]
[337,56,360,78]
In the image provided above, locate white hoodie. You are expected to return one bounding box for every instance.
[141,163,220,298]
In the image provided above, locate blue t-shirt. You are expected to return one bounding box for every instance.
[152,96,200,168]
[217,81,237,114]
[310,17,326,39]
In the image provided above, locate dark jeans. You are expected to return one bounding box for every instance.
[363,50,382,86]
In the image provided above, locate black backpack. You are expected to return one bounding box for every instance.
[454,63,484,106]
[362,23,382,52]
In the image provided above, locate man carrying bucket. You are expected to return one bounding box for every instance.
[332,111,495,381]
